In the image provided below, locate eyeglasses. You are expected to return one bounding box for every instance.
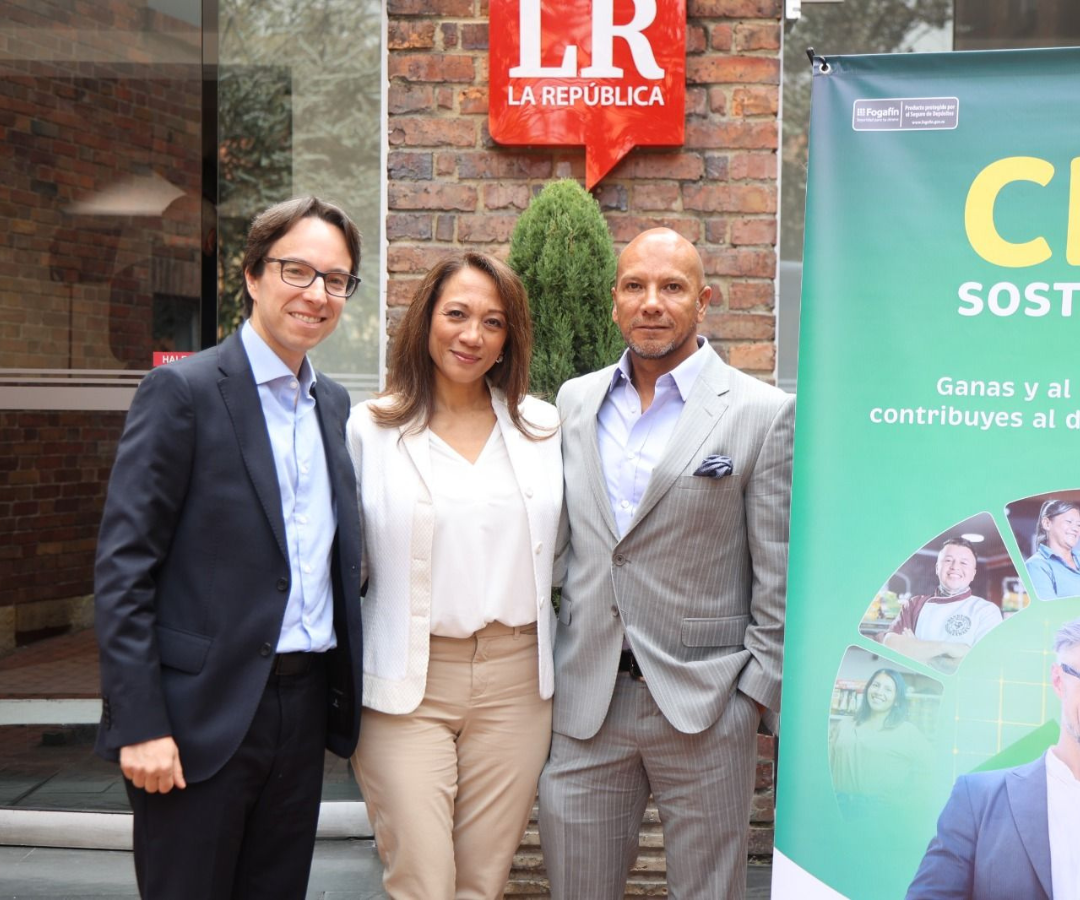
[264,258,360,298]
[1061,662,1080,680]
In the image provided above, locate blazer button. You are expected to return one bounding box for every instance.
[276,578,289,592]
[613,553,627,566]
[610,605,619,617]
[260,643,273,657]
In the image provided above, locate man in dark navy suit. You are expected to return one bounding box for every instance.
[94,196,364,899]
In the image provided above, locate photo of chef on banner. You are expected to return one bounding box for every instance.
[1005,489,1080,602]
[860,513,1027,674]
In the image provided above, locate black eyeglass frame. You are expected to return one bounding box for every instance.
[263,257,361,298]
[1060,661,1080,680]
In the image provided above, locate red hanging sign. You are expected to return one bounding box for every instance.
[489,0,686,189]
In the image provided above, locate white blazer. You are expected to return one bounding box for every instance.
[346,389,563,715]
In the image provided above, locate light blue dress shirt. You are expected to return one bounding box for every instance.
[241,322,337,652]
[1025,543,1080,601]
[597,337,709,538]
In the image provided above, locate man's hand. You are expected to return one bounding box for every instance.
[120,737,186,794]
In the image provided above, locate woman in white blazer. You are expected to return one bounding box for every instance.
[346,251,563,900]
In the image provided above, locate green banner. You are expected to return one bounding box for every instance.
[775,47,1080,898]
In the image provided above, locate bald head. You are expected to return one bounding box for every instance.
[611,228,710,372]
[617,228,706,289]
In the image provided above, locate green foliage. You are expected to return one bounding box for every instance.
[508,179,622,400]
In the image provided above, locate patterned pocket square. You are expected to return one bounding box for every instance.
[693,454,733,478]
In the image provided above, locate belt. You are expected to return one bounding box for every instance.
[618,650,645,681]
[270,652,323,677]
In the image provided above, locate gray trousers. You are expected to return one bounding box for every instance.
[539,674,760,900]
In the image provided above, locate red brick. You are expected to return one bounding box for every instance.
[710,24,733,51]
[732,86,779,117]
[440,22,458,48]
[460,23,488,50]
[389,54,476,83]
[701,248,776,277]
[436,86,455,109]
[482,183,531,210]
[388,20,436,49]
[607,216,702,244]
[686,87,708,117]
[728,342,776,372]
[683,183,777,214]
[388,83,434,115]
[735,22,781,51]
[434,152,457,177]
[388,0,474,14]
[689,0,781,16]
[708,87,728,115]
[703,312,775,341]
[389,117,476,148]
[388,151,433,180]
[731,218,777,245]
[685,120,777,150]
[730,151,777,180]
[686,25,707,54]
[387,278,421,307]
[687,56,780,85]
[704,218,729,243]
[436,215,456,241]
[457,214,518,242]
[453,152,553,179]
[388,245,450,273]
[459,87,488,115]
[609,152,705,181]
[730,282,774,310]
[631,183,681,211]
[386,214,433,241]
[388,183,478,211]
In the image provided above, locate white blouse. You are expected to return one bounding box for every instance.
[428,426,537,637]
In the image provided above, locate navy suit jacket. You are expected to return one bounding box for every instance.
[93,331,363,783]
[907,754,1052,900]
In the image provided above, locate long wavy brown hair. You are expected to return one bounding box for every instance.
[372,251,550,439]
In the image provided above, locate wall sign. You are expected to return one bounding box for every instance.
[489,0,685,188]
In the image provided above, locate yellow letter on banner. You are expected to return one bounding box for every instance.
[965,157,1053,267]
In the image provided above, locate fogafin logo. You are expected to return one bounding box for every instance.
[489,0,686,188]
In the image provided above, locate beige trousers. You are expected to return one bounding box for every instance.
[353,622,553,900]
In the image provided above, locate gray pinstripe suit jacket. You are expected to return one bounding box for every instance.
[552,343,794,740]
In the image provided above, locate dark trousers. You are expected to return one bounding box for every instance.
[126,657,328,900]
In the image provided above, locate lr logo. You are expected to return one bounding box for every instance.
[489,0,686,188]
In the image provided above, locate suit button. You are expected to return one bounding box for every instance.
[611,605,619,617]
[613,553,627,566]
[276,578,289,592]
[260,643,273,657]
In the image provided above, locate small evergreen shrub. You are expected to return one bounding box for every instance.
[508,179,622,400]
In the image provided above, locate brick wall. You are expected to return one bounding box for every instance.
[0,411,124,652]
[387,0,781,379]
[387,0,783,883]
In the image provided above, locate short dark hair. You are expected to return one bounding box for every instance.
[240,196,362,317]
[373,251,546,438]
[854,668,910,730]
[939,537,977,560]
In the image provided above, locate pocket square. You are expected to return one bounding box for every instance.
[693,454,733,478]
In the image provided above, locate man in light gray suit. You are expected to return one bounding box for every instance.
[906,616,1080,900]
[539,228,794,899]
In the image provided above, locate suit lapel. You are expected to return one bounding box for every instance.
[401,423,434,497]
[216,332,289,562]
[622,347,731,538]
[1006,755,1052,899]
[579,371,620,542]
[312,378,352,508]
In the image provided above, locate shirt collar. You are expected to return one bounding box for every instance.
[607,336,708,400]
[241,320,317,393]
[1037,543,1080,568]
[1047,746,1080,786]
